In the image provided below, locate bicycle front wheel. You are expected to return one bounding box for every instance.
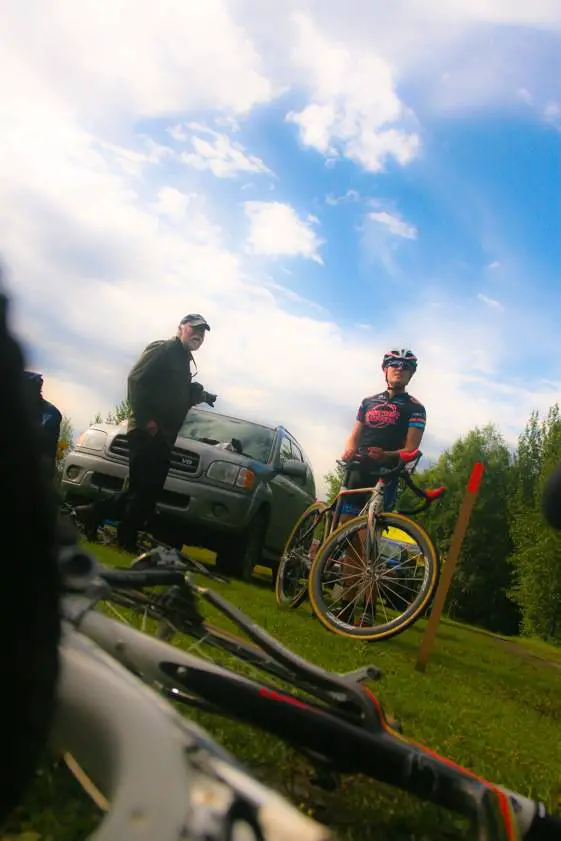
[275,502,328,609]
[308,512,440,641]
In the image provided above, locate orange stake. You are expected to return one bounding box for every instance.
[415,462,485,673]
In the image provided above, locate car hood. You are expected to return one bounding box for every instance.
[95,422,271,474]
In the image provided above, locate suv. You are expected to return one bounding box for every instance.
[61,407,316,581]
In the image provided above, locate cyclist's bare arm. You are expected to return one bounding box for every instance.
[342,421,362,460]
[403,425,424,452]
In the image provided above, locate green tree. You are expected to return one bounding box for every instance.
[105,398,132,424]
[55,415,74,466]
[508,405,561,640]
[322,462,346,504]
[90,399,132,427]
[408,425,520,634]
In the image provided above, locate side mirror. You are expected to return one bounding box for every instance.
[279,459,308,481]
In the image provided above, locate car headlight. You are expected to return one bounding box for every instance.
[206,461,256,489]
[77,429,108,451]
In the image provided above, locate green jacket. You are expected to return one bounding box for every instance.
[127,337,199,446]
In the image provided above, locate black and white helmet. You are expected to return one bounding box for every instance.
[381,348,418,374]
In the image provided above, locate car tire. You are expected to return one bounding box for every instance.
[215,510,268,582]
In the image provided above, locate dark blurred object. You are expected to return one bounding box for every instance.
[0,278,61,826]
[23,370,62,481]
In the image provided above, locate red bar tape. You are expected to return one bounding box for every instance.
[467,462,485,494]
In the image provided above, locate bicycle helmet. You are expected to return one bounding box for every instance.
[382,348,418,374]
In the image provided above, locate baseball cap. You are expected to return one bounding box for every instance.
[24,371,44,384]
[179,313,210,331]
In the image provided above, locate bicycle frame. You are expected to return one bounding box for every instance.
[99,560,382,717]
[296,452,430,575]
[60,582,558,841]
[53,621,332,841]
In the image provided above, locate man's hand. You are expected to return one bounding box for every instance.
[146,419,158,436]
[202,391,217,408]
[367,446,385,460]
[341,447,356,462]
[191,382,217,407]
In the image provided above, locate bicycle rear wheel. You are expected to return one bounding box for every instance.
[275,502,328,609]
[308,512,440,641]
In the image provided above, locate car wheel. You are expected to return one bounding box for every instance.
[215,510,268,582]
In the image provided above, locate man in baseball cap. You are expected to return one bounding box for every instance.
[179,313,211,330]
[76,313,216,552]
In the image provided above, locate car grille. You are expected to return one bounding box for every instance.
[109,435,200,476]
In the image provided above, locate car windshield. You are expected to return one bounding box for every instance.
[178,410,275,464]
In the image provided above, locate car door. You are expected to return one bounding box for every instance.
[266,434,306,554]
[267,434,314,555]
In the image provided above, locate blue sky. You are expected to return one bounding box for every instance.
[1,0,561,493]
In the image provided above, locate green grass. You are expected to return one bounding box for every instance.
[4,543,561,841]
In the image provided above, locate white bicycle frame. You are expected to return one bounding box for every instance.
[50,546,553,841]
[53,614,333,841]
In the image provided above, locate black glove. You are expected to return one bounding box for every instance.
[202,391,217,408]
[191,383,216,408]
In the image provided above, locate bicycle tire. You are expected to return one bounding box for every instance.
[308,512,440,641]
[275,502,327,609]
[0,290,61,823]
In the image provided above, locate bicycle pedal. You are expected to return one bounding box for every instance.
[339,665,383,682]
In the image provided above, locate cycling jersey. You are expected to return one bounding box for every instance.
[340,391,426,518]
[356,391,426,452]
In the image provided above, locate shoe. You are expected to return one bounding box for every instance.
[337,601,354,625]
[117,523,139,555]
[356,608,376,628]
[73,504,101,542]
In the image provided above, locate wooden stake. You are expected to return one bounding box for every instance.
[415,462,485,673]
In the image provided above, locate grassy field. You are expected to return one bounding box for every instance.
[3,543,561,841]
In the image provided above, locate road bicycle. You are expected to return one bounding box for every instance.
[50,537,560,841]
[275,449,446,641]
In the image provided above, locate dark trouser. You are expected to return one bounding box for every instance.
[96,429,171,549]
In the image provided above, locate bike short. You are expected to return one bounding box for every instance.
[340,467,399,517]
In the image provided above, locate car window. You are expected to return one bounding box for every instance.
[304,459,316,496]
[279,436,293,463]
[178,410,275,464]
[288,437,310,488]
[290,440,304,462]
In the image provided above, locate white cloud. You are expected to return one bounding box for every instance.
[368,211,417,240]
[178,125,272,178]
[517,87,534,104]
[478,293,505,312]
[285,12,420,172]
[1,0,561,501]
[544,101,561,127]
[243,201,324,263]
[0,0,274,120]
[444,0,561,27]
[325,189,362,205]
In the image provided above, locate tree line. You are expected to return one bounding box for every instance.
[323,407,561,643]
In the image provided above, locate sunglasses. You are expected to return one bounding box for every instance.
[386,361,414,371]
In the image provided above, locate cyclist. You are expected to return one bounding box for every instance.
[338,348,426,625]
